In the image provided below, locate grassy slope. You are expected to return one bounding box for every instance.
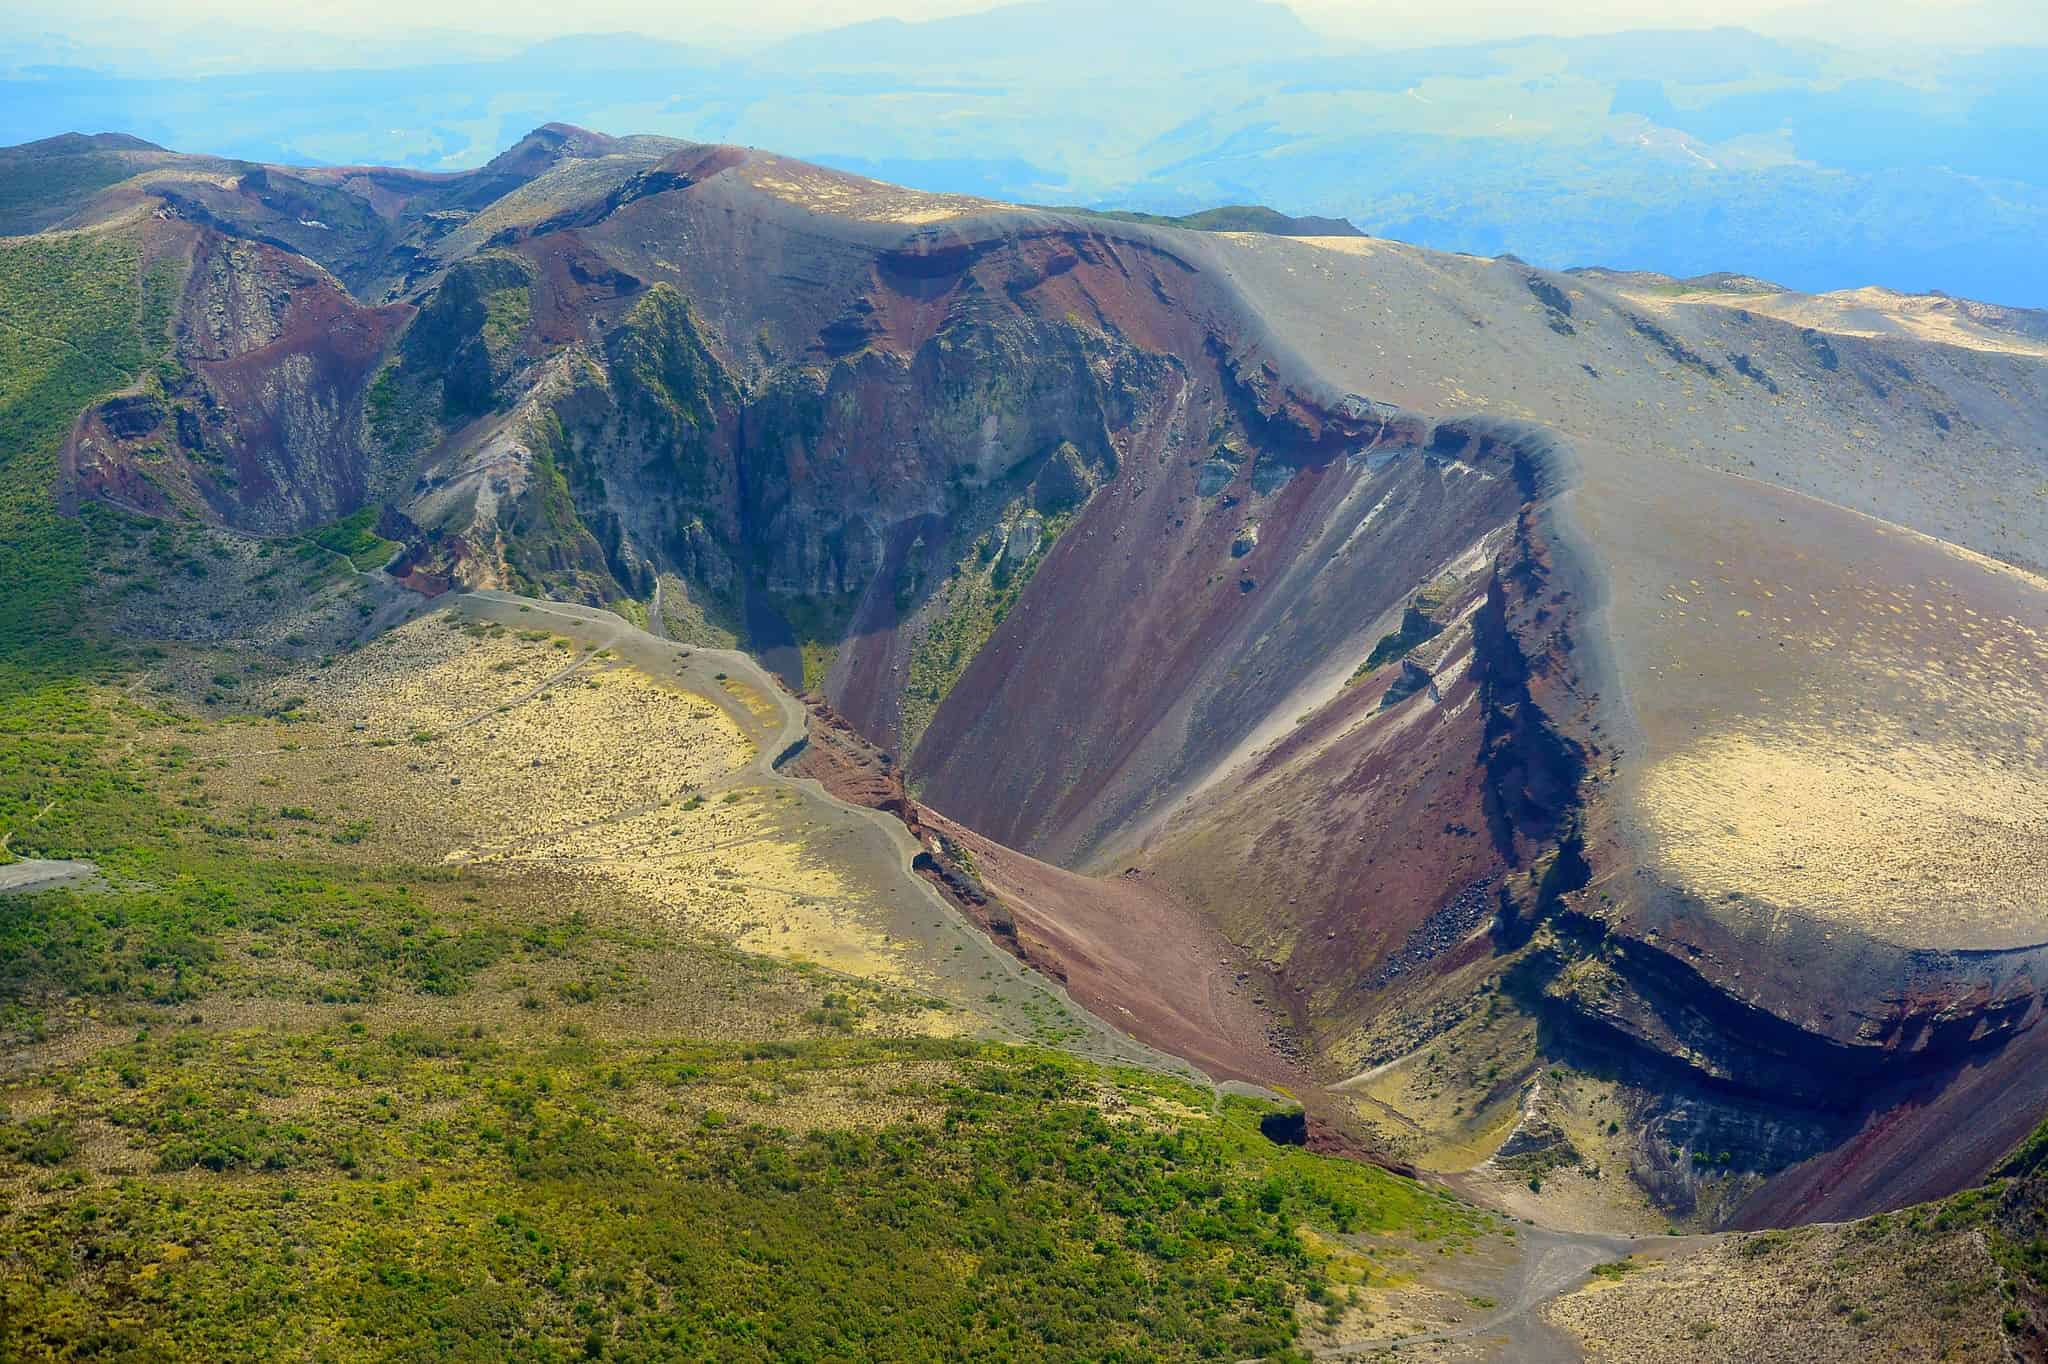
[1990,1118,2048,1345]
[0,229,184,873]
[0,231,180,685]
[304,507,401,574]
[4,1030,1479,1360]
[0,668,1491,1361]
[0,152,140,236]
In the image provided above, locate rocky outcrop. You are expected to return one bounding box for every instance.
[1378,657,1434,709]
[1470,513,1587,873]
[66,226,411,534]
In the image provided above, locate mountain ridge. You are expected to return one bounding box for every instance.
[9,15,2046,305]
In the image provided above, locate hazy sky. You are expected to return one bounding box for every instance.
[15,0,2044,58]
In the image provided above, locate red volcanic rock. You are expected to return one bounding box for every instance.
[64,222,411,537]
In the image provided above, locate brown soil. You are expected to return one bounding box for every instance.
[924,807,1302,1093]
[787,697,1303,1093]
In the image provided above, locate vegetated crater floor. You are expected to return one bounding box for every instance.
[217,596,1180,1072]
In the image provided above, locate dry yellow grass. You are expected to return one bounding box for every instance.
[1628,282,2048,360]
[1631,560,2048,948]
[195,616,958,992]
[648,1057,962,1132]
[746,163,1000,225]
[1638,721,2048,946]
[1544,1217,2009,1362]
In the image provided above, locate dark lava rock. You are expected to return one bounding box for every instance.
[1378,658,1433,709]
[99,393,165,439]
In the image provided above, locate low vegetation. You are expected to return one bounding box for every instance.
[773,591,860,695]
[1,1020,1483,1361]
[1549,1143,2048,1359]
[1,610,1493,1360]
[900,501,1073,754]
[1348,595,1449,686]
[302,507,401,573]
[0,148,140,234]
[0,230,181,681]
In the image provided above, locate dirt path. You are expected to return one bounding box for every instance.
[0,859,100,895]
[1323,1228,1714,1361]
[453,591,1192,1077]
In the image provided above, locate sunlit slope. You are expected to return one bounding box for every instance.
[1194,229,2048,959]
[1193,232,2048,573]
[1580,453,2048,951]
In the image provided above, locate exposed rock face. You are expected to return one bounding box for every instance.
[1492,1077,1583,1181]
[66,227,410,533]
[1469,514,1586,875]
[1378,658,1434,710]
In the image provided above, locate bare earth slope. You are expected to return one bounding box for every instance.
[1168,231,2048,1223]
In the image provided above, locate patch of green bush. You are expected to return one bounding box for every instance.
[0,1033,1487,1362]
[302,507,400,572]
[0,232,181,682]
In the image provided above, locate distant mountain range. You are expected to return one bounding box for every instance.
[2,5,2045,304]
